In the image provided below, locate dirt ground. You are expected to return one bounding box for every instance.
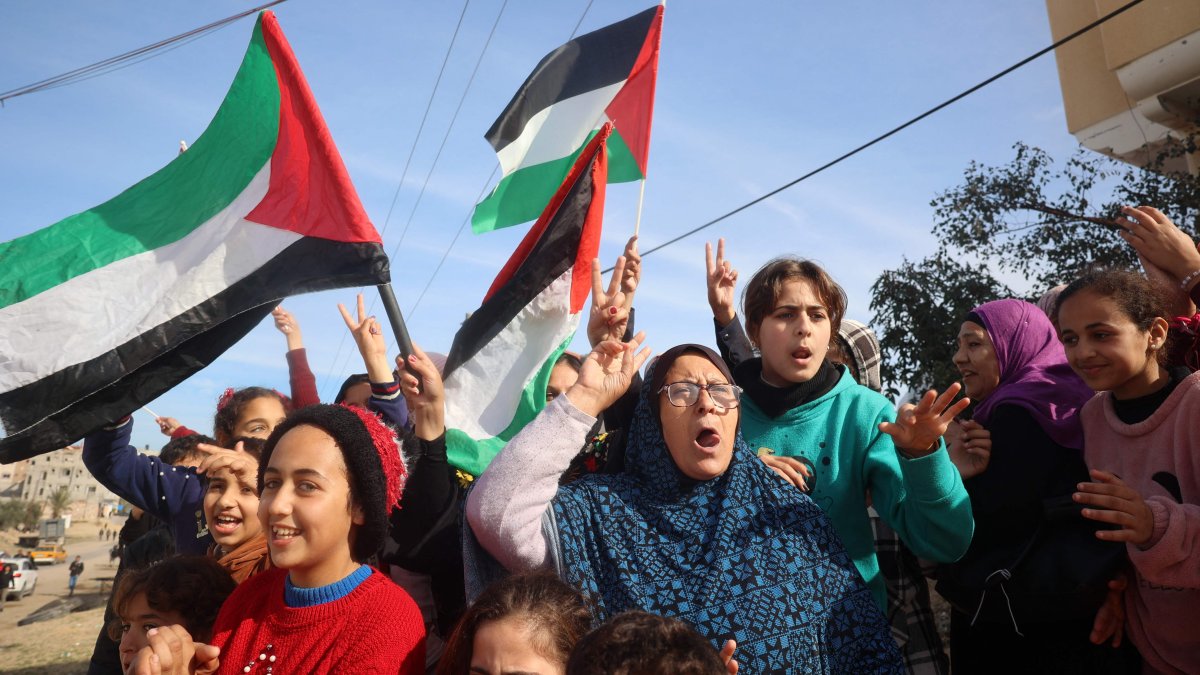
[1,517,124,674]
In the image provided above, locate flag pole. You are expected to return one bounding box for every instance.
[633,178,646,237]
[376,282,416,364]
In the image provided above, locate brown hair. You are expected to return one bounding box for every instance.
[565,610,726,675]
[741,257,847,345]
[108,556,236,643]
[213,387,289,447]
[1054,269,1173,363]
[438,571,593,675]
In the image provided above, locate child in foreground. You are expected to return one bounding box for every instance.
[128,404,426,674]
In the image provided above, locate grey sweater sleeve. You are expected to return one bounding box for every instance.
[465,394,597,572]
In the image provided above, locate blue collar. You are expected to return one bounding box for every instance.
[283,564,371,608]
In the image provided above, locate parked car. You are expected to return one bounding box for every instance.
[2,557,39,600]
[30,543,66,565]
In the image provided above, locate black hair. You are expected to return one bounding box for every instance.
[109,555,235,643]
[554,352,584,373]
[213,387,288,447]
[566,611,726,675]
[334,374,371,404]
[159,434,217,467]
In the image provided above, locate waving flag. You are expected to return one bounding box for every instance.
[471,5,661,234]
[0,11,387,462]
[444,125,611,476]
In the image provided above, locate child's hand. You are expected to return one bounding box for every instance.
[719,639,739,675]
[1074,469,1155,547]
[947,419,991,479]
[128,625,220,675]
[398,342,445,441]
[272,306,304,351]
[338,294,392,384]
[879,383,970,457]
[705,239,738,326]
[195,442,258,484]
[620,235,641,295]
[759,454,811,492]
[1089,574,1127,647]
[156,416,182,437]
[587,255,632,347]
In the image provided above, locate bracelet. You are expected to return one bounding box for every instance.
[1181,268,1200,291]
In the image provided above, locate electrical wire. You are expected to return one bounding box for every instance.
[0,0,289,106]
[607,0,1147,272]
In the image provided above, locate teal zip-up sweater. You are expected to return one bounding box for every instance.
[740,367,974,610]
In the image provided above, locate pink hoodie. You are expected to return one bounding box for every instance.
[1081,371,1200,675]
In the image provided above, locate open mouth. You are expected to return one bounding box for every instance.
[695,426,721,450]
[791,347,812,361]
[211,514,242,535]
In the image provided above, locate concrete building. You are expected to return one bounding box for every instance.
[17,446,120,519]
[1046,0,1200,173]
[0,459,30,498]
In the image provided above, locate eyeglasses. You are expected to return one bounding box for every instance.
[657,382,742,410]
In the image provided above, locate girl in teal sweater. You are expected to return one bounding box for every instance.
[705,240,975,610]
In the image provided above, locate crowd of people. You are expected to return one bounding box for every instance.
[76,205,1199,674]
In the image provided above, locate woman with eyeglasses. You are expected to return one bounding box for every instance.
[466,335,903,674]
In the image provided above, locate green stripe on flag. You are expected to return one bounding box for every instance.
[472,128,642,234]
[446,336,572,477]
[0,18,281,311]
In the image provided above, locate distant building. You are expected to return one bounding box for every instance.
[1046,0,1200,174]
[17,446,120,518]
[0,459,29,498]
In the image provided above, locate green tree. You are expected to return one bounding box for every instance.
[871,137,1200,397]
[48,486,71,519]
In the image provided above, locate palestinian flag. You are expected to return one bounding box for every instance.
[0,11,387,462]
[470,5,661,234]
[444,125,611,476]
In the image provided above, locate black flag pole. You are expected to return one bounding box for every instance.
[376,283,415,363]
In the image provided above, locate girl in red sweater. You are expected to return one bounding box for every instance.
[128,403,426,675]
[1057,270,1200,675]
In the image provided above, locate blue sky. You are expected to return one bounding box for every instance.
[1,1,1081,452]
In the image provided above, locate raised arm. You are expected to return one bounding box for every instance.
[466,335,650,571]
[338,294,409,428]
[274,306,319,408]
[82,418,204,524]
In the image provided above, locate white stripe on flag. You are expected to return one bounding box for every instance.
[0,164,301,392]
[443,269,579,440]
[494,82,622,175]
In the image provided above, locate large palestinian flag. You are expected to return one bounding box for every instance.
[0,11,387,462]
[444,125,611,476]
[470,5,661,234]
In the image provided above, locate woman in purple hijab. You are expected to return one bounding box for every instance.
[938,299,1140,674]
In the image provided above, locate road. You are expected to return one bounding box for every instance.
[1,515,124,633]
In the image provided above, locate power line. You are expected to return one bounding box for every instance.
[612,0,1146,271]
[0,0,289,106]
[317,0,476,398]
[405,0,599,320]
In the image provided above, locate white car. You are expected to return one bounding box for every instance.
[2,557,39,601]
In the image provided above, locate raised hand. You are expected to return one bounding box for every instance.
[719,639,739,675]
[1117,206,1200,285]
[156,416,182,437]
[565,332,651,419]
[1074,469,1155,546]
[196,441,258,485]
[947,419,991,479]
[620,235,641,295]
[705,239,738,326]
[397,342,445,441]
[587,255,632,347]
[338,294,392,384]
[272,306,304,351]
[879,383,971,457]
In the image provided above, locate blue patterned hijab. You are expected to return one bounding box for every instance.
[551,344,901,674]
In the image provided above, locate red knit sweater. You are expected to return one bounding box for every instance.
[210,567,425,674]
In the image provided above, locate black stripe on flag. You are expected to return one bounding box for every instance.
[442,159,595,377]
[484,6,657,152]
[0,239,389,462]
